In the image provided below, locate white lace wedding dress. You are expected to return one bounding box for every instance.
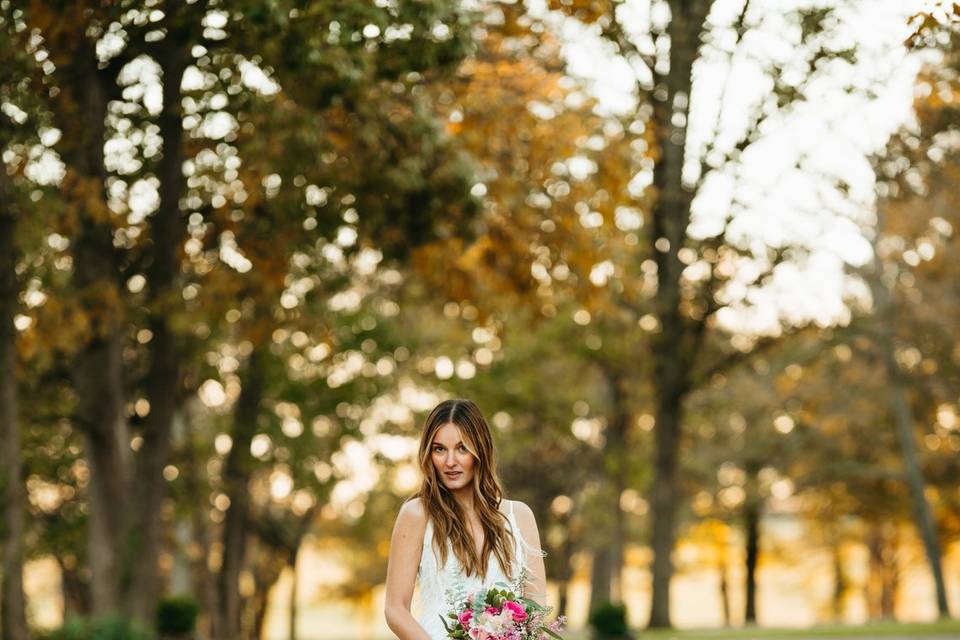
[414,499,545,640]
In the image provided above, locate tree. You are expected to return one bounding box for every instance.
[858,25,960,615]
[865,212,950,619]
[543,0,891,626]
[0,9,66,634]
[10,0,478,630]
[0,123,29,640]
[409,1,653,610]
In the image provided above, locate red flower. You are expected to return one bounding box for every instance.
[502,601,528,622]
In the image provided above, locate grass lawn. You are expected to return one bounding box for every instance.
[561,619,960,639]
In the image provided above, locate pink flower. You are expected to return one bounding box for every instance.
[459,609,473,628]
[485,606,501,615]
[502,601,528,622]
[469,627,491,640]
[495,607,516,628]
[548,615,567,632]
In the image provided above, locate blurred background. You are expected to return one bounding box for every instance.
[2,1,960,639]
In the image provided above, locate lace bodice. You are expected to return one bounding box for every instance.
[414,500,545,640]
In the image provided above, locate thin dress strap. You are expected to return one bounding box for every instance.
[506,501,524,566]
[507,500,524,561]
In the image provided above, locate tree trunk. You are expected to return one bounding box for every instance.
[884,366,950,617]
[882,568,897,619]
[832,540,845,622]
[251,543,286,640]
[719,556,730,627]
[866,526,881,621]
[557,579,569,619]
[611,479,626,604]
[216,344,267,639]
[124,33,190,623]
[743,497,760,624]
[66,43,132,617]
[288,545,300,640]
[58,558,92,617]
[646,1,711,628]
[182,404,218,638]
[552,516,575,620]
[194,484,219,639]
[589,546,612,612]
[603,368,628,604]
[869,238,950,619]
[867,521,898,620]
[252,591,268,640]
[284,509,317,640]
[880,526,898,619]
[0,194,29,640]
[647,397,681,629]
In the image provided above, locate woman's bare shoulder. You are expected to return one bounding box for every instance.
[398,496,428,524]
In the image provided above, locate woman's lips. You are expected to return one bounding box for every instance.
[445,472,462,479]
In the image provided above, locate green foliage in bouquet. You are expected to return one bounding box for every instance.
[40,615,152,640]
[156,596,199,636]
[441,610,469,640]
[587,602,633,640]
[485,587,515,608]
[440,621,469,639]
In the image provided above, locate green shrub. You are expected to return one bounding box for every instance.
[156,596,199,636]
[588,601,633,640]
[43,615,152,640]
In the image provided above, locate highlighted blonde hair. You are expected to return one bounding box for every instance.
[413,398,517,581]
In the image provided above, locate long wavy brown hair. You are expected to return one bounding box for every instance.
[411,398,517,581]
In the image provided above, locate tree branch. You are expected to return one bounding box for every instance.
[600,11,656,96]
[697,0,751,189]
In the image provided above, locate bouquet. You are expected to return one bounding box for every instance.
[439,577,567,640]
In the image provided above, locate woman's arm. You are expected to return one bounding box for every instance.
[514,501,548,608]
[384,498,433,640]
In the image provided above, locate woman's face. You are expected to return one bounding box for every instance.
[431,422,475,490]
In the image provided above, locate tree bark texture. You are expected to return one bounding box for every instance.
[64,42,132,617]
[646,0,712,628]
[869,232,950,619]
[216,345,266,639]
[743,497,760,624]
[124,27,191,623]
[0,186,29,640]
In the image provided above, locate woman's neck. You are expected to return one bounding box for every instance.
[452,489,474,514]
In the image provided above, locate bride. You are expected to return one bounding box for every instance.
[384,399,549,640]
